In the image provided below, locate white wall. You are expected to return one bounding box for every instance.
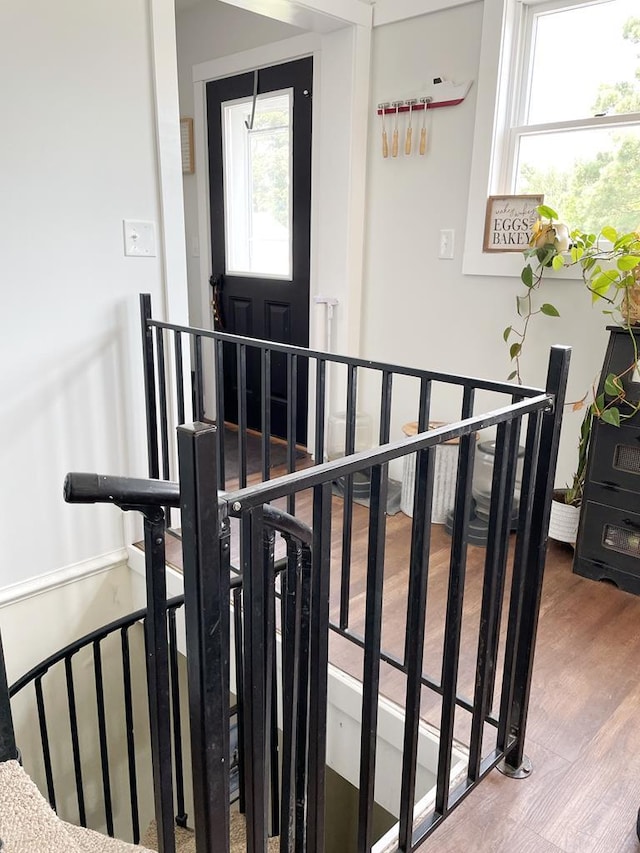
[361,5,606,487]
[0,0,186,587]
[176,1,304,327]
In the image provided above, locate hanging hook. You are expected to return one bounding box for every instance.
[245,70,259,131]
[379,102,390,158]
[391,101,402,158]
[419,97,432,155]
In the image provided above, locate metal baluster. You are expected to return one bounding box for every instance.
[435,388,475,816]
[261,348,272,481]
[168,609,187,828]
[264,529,280,838]
[64,655,86,827]
[287,354,298,515]
[215,338,226,489]
[340,364,358,630]
[280,538,303,852]
[233,586,246,814]
[35,676,56,811]
[238,344,248,488]
[357,462,389,853]
[194,335,205,421]
[403,377,431,668]
[314,359,326,466]
[93,640,114,836]
[140,294,159,479]
[156,328,172,526]
[143,512,175,853]
[295,545,312,853]
[242,506,268,853]
[121,627,140,843]
[174,331,185,426]
[397,446,436,852]
[468,419,517,782]
[306,483,332,853]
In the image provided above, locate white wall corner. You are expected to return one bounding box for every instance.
[344,23,372,356]
[150,0,191,325]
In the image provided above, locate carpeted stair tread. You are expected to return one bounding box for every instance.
[142,813,280,852]
[0,759,155,853]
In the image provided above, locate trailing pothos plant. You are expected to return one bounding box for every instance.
[503,204,640,506]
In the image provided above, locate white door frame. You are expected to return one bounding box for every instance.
[191,26,371,361]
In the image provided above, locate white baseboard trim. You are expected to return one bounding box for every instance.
[0,549,129,609]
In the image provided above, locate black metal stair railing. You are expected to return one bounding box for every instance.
[60,460,313,853]
[9,595,188,843]
[216,346,570,853]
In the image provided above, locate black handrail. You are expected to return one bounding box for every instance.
[9,597,184,696]
[63,472,312,546]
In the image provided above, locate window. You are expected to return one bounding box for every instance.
[464,0,640,274]
[503,0,640,233]
[222,90,293,279]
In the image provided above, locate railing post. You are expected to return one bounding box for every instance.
[0,630,17,763]
[140,293,160,479]
[502,345,571,773]
[143,509,176,853]
[178,422,230,853]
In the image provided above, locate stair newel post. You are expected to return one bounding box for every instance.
[178,422,231,853]
[0,630,17,763]
[501,345,571,775]
[143,507,176,853]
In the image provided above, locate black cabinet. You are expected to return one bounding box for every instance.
[573,327,640,594]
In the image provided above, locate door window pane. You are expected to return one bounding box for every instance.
[222,90,292,279]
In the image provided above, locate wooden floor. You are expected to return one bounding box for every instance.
[162,477,640,852]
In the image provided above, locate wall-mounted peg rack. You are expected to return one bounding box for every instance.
[376,79,473,114]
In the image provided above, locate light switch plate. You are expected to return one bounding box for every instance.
[123,220,157,257]
[439,228,455,259]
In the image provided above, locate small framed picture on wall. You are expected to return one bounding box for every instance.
[483,195,544,252]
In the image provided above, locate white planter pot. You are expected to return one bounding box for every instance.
[548,498,580,545]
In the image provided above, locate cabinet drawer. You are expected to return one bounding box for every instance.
[577,500,640,579]
[588,425,640,493]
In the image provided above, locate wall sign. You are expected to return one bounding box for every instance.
[483,195,544,253]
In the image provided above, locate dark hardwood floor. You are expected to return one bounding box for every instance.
[160,478,640,852]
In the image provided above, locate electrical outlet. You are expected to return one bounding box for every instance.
[439,229,455,259]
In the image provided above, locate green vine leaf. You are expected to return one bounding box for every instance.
[591,270,617,299]
[521,265,533,287]
[507,370,517,381]
[503,325,512,342]
[540,303,560,317]
[604,373,623,396]
[601,226,618,243]
[537,205,558,220]
[617,255,640,271]
[552,254,565,271]
[600,407,621,427]
[509,342,521,360]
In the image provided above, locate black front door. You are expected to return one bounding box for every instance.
[207,57,312,443]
